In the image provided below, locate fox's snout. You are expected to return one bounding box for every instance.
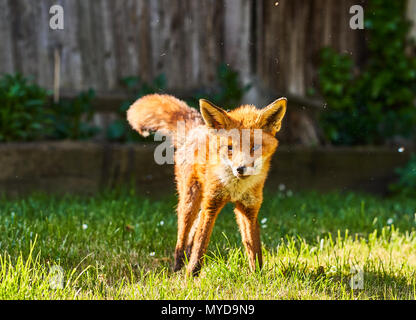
[234,165,255,179]
[236,166,246,175]
[233,165,260,178]
[228,154,263,178]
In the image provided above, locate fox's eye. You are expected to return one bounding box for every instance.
[228,145,233,152]
[251,145,261,153]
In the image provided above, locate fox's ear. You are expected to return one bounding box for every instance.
[257,98,287,135]
[200,99,231,130]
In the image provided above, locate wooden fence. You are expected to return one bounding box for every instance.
[0,0,369,101]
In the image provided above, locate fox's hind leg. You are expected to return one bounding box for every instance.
[234,202,263,271]
[186,196,227,276]
[174,177,202,272]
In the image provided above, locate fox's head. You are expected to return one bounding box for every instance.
[199,98,287,180]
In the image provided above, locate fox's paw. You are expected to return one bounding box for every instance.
[173,249,187,272]
[186,261,202,277]
[173,261,184,272]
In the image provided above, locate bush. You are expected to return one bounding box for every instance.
[390,154,416,197]
[188,63,251,110]
[318,0,416,145]
[0,73,52,142]
[50,89,99,140]
[0,73,99,142]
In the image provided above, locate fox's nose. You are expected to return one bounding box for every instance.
[236,166,246,175]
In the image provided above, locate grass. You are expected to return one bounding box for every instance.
[0,188,416,300]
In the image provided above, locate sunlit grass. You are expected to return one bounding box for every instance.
[0,189,415,299]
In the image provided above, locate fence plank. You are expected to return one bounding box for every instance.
[0,0,367,104]
[256,0,367,96]
[0,1,15,74]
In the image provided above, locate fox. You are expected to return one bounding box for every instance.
[127,94,287,276]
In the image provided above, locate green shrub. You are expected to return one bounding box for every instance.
[0,73,99,142]
[107,75,167,142]
[390,154,416,197]
[188,63,251,110]
[50,89,99,140]
[318,0,416,145]
[0,73,52,142]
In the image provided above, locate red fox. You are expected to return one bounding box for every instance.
[127,94,287,276]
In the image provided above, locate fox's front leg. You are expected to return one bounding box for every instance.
[234,202,262,271]
[186,197,226,276]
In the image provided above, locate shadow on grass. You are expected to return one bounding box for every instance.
[274,260,415,299]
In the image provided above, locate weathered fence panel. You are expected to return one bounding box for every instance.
[256,0,367,96]
[0,0,368,100]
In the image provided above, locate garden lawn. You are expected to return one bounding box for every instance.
[0,189,416,300]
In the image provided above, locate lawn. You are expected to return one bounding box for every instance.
[0,189,415,300]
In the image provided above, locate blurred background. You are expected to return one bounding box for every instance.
[0,0,415,196]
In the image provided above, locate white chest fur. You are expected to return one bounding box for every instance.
[217,167,260,206]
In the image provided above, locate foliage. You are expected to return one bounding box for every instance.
[1,190,416,299]
[0,73,99,141]
[107,75,167,142]
[0,66,248,143]
[188,63,251,110]
[0,73,52,142]
[50,89,99,140]
[390,154,416,197]
[318,0,416,145]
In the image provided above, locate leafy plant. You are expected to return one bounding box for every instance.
[390,154,416,196]
[0,73,52,142]
[107,75,167,142]
[0,73,99,142]
[318,0,416,145]
[188,63,251,110]
[50,89,99,140]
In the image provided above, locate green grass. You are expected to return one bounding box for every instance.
[1,189,416,300]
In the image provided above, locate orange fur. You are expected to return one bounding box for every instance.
[127,94,203,146]
[127,94,287,276]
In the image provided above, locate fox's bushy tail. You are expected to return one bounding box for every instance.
[127,94,203,146]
